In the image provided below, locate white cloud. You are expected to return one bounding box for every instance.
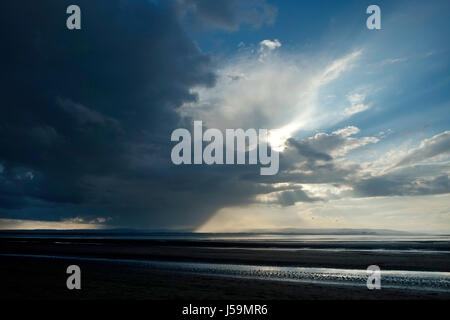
[178,47,363,151]
[258,39,282,61]
[315,50,362,86]
[379,57,408,66]
[343,92,370,116]
[299,126,379,158]
[259,39,281,51]
[333,126,360,137]
[396,131,450,167]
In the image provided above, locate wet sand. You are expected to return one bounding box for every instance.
[1,237,449,300]
[1,255,449,300]
[1,237,449,271]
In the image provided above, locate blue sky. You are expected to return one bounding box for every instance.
[184,0,449,155]
[190,0,449,139]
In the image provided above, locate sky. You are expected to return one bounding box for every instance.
[0,0,449,233]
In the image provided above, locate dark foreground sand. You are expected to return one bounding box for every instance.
[1,255,449,300]
[1,237,450,300]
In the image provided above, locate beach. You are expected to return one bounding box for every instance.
[1,254,448,300]
[1,233,449,300]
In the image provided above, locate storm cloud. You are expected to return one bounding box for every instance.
[0,0,243,228]
[176,0,277,31]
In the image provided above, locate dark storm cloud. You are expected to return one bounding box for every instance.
[355,174,450,197]
[276,189,318,206]
[0,0,285,228]
[176,0,277,31]
[286,138,332,162]
[0,0,215,225]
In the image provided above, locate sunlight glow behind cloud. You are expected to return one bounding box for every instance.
[179,43,364,152]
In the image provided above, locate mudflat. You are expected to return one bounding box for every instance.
[1,237,449,299]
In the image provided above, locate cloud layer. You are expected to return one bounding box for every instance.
[0,0,448,231]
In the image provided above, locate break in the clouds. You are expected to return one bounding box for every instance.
[0,0,449,232]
